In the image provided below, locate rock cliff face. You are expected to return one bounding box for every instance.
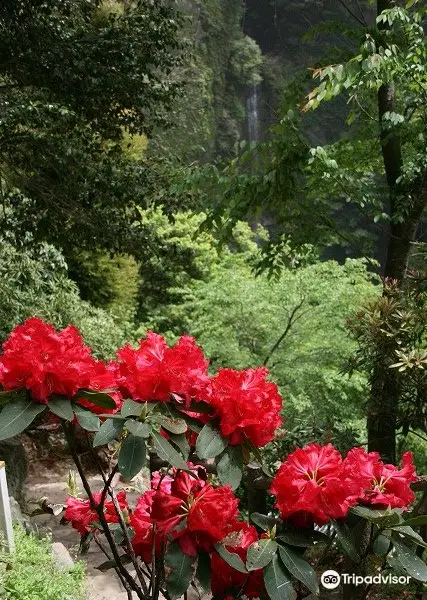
[158,1,374,160]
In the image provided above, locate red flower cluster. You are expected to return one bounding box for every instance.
[271,443,417,526]
[116,333,211,404]
[0,318,96,403]
[130,490,156,563]
[64,491,127,535]
[151,469,239,556]
[210,367,282,447]
[211,521,264,599]
[344,448,416,508]
[0,319,284,449]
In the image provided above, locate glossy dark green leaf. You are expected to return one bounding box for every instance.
[165,541,195,599]
[246,538,278,571]
[0,399,46,440]
[151,430,189,471]
[350,506,401,527]
[93,418,123,447]
[373,533,392,556]
[0,388,27,406]
[332,520,360,562]
[263,553,293,600]
[195,421,228,459]
[168,432,190,460]
[74,406,100,431]
[76,390,116,409]
[278,545,319,595]
[195,553,211,593]
[156,414,188,435]
[118,434,146,480]
[48,396,74,421]
[217,445,243,490]
[125,419,151,438]
[401,515,427,527]
[388,538,427,582]
[250,512,278,532]
[277,528,328,548]
[391,525,427,548]
[120,399,143,418]
[214,544,248,574]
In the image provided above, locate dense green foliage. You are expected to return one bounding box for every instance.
[0,0,183,252]
[0,238,129,357]
[0,527,85,600]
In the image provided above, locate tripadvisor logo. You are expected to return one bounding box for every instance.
[321,570,411,589]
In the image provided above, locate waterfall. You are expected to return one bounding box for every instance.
[246,85,259,143]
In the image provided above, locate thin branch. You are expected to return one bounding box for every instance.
[338,0,366,26]
[263,298,306,366]
[85,433,150,597]
[62,422,145,599]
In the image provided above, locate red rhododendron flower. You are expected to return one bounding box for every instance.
[344,448,416,509]
[151,470,239,556]
[130,490,156,563]
[116,332,211,404]
[75,360,122,415]
[210,367,282,447]
[64,491,127,536]
[211,521,264,599]
[270,443,366,526]
[0,318,96,402]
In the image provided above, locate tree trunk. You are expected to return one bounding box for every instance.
[367,0,427,462]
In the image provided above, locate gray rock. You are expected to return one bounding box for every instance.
[0,438,28,504]
[9,496,24,526]
[52,542,74,572]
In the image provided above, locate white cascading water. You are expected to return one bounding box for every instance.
[246,85,259,143]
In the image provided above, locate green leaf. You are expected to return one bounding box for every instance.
[401,515,427,527]
[125,420,151,438]
[195,553,211,593]
[0,388,27,406]
[250,513,278,532]
[93,418,123,447]
[217,445,243,490]
[277,528,328,548]
[151,430,189,471]
[246,539,278,571]
[48,396,74,421]
[168,432,190,460]
[350,506,401,527]
[74,406,100,432]
[373,533,392,557]
[278,545,319,595]
[179,413,203,433]
[263,553,293,600]
[195,421,228,459]
[118,434,146,480]
[156,414,188,435]
[120,399,143,418]
[0,398,46,440]
[76,390,116,409]
[214,544,248,574]
[165,541,195,599]
[389,538,427,582]
[391,526,427,548]
[332,520,360,562]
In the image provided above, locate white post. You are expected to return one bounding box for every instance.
[0,461,14,552]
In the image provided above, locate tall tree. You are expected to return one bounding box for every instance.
[197,0,426,462]
[0,0,184,252]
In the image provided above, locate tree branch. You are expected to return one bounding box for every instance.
[263,297,306,366]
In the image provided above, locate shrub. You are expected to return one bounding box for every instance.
[0,527,85,600]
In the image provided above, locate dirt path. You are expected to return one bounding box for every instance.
[26,458,141,600]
